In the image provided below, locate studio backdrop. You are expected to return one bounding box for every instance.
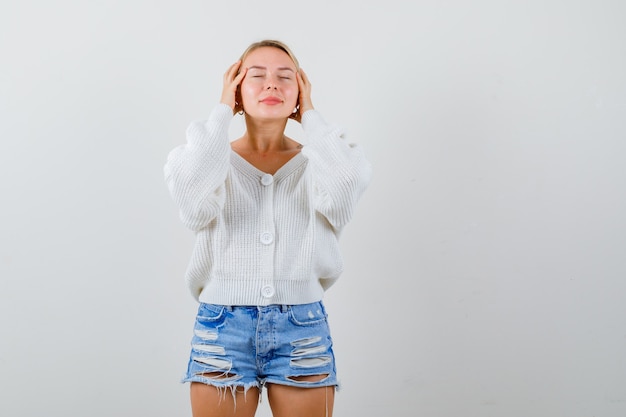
[1,1,625,416]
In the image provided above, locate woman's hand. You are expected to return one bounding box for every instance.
[220,60,247,115]
[290,68,314,123]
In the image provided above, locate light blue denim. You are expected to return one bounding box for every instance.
[182,301,338,392]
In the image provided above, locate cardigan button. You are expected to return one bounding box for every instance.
[260,232,274,245]
[261,285,275,298]
[260,174,274,186]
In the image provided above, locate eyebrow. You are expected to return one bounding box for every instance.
[248,65,294,72]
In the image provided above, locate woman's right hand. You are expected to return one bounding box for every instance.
[220,60,247,114]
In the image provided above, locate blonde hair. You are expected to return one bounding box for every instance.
[239,39,300,70]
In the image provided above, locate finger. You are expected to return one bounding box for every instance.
[233,66,247,84]
[299,68,310,85]
[225,60,242,80]
[296,69,305,89]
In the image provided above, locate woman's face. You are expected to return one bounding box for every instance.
[240,46,299,120]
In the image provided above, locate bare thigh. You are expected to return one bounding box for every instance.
[267,382,335,417]
[190,382,260,417]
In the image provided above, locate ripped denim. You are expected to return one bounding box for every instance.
[181,301,338,395]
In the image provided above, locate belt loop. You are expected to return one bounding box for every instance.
[281,304,289,313]
[225,305,233,312]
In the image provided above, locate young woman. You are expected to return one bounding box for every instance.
[165,39,371,417]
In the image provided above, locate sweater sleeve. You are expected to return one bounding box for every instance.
[164,103,233,231]
[300,110,372,230]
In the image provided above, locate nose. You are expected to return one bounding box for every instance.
[265,78,278,90]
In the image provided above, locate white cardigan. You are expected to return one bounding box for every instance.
[165,104,371,305]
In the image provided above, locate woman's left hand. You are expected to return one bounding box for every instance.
[290,69,314,123]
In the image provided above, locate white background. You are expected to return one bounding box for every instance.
[1,1,625,416]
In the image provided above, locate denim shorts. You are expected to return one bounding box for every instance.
[181,301,338,392]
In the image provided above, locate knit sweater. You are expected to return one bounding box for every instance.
[164,103,371,306]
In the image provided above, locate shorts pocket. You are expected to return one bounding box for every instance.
[196,303,227,326]
[288,302,328,326]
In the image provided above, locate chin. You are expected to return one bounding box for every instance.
[248,109,291,120]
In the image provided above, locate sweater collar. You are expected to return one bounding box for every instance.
[230,150,306,182]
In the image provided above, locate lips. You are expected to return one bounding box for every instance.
[260,96,283,105]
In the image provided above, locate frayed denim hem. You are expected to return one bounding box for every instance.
[181,375,261,406]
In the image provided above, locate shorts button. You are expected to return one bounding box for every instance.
[260,232,274,245]
[260,174,274,186]
[261,285,275,298]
